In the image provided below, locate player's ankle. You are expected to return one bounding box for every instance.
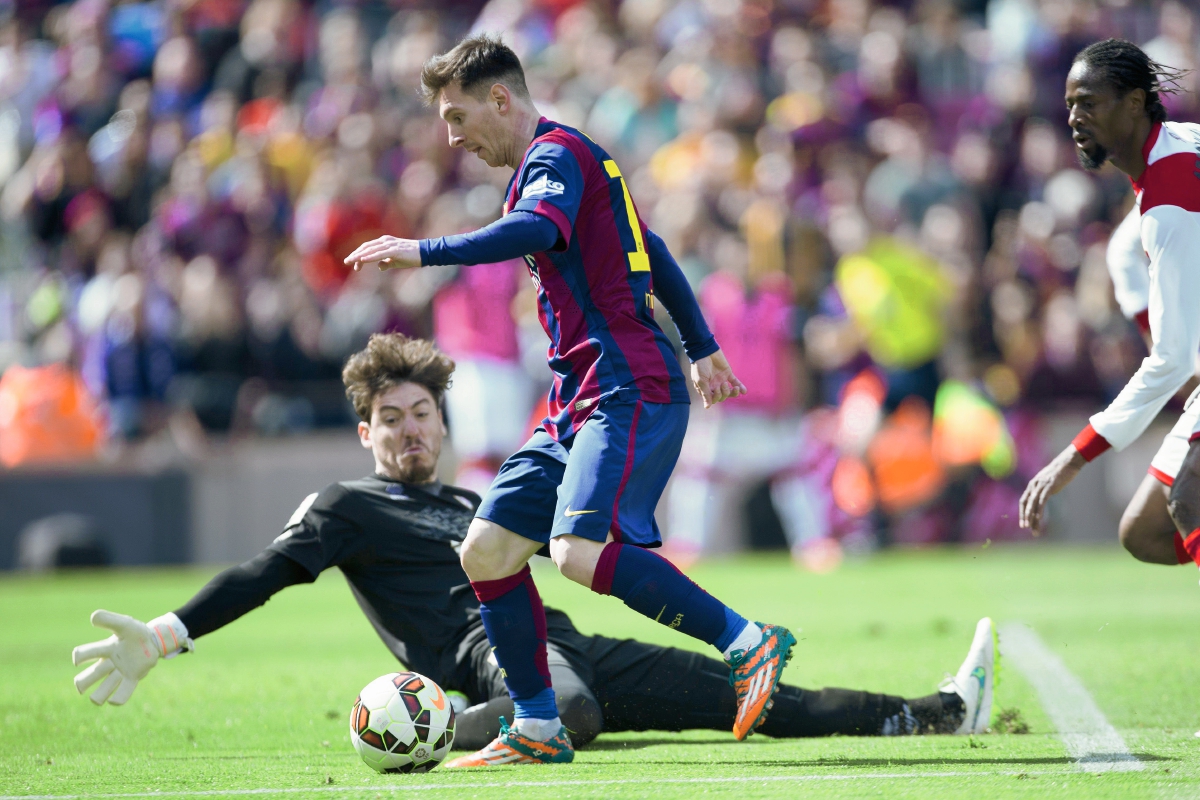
[511,716,563,741]
[721,621,763,661]
[906,691,966,734]
[879,703,919,735]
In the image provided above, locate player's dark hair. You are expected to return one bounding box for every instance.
[419,33,530,106]
[342,334,455,422]
[1073,39,1189,124]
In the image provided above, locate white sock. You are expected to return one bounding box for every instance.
[511,716,562,741]
[722,622,763,661]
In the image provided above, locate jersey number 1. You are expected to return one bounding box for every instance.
[603,160,650,272]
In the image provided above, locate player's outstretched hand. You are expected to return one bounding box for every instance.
[72,610,179,706]
[691,349,747,409]
[343,236,421,272]
[1018,445,1086,534]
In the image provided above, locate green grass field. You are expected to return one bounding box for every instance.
[3,545,1199,798]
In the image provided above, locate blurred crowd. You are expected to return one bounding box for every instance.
[0,0,1196,555]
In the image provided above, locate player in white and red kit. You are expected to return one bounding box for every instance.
[1106,203,1152,340]
[1020,39,1200,571]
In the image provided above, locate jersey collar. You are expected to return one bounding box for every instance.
[1132,121,1163,192]
[1142,121,1162,163]
[505,117,556,214]
[375,475,444,499]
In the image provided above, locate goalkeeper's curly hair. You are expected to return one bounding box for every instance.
[1073,38,1190,124]
[342,334,456,422]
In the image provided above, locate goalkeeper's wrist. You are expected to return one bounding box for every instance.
[146,613,194,659]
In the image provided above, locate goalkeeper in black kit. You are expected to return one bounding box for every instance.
[71,334,997,748]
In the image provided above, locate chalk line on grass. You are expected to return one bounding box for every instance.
[0,771,1069,799]
[1000,622,1142,773]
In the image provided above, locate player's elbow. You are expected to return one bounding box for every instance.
[1166,363,1196,394]
[1147,350,1195,395]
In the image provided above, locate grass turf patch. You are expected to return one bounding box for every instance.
[2,545,1198,798]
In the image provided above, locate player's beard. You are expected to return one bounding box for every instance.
[395,453,437,484]
[1076,141,1108,171]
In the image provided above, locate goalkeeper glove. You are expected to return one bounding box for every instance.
[72,610,193,706]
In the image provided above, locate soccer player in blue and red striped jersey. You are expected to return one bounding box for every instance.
[346,34,796,767]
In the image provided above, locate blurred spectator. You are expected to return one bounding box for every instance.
[435,258,533,493]
[0,362,104,467]
[667,262,804,557]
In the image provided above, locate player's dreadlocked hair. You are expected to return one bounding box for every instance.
[420,33,530,106]
[342,334,455,422]
[1073,39,1189,123]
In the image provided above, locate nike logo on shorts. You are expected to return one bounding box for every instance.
[564,507,598,517]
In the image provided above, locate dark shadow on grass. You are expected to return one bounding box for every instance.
[585,738,731,750]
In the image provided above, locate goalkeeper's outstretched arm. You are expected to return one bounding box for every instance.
[72,551,312,706]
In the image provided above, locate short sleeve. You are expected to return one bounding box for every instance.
[266,485,363,578]
[511,143,584,250]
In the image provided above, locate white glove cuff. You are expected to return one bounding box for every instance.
[146,613,194,659]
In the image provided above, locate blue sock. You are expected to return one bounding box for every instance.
[714,605,750,653]
[471,565,557,720]
[591,542,745,649]
[514,687,557,720]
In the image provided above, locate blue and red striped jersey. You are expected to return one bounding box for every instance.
[505,118,690,441]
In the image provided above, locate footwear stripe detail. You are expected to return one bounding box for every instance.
[999,622,1142,773]
[743,663,773,711]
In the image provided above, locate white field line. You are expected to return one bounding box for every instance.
[0,771,1068,799]
[1000,622,1143,773]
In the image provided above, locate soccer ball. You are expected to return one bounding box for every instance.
[349,672,456,773]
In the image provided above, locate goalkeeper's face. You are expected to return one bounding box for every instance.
[358,381,446,484]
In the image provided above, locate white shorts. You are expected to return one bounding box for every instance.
[1149,393,1200,486]
[443,357,532,461]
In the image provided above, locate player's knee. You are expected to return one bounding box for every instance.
[548,536,594,586]
[460,519,524,581]
[458,522,489,579]
[1118,516,1154,561]
[557,689,602,748]
[548,536,569,569]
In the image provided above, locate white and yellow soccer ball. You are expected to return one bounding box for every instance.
[349,672,456,773]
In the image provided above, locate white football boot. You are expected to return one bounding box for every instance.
[939,617,998,734]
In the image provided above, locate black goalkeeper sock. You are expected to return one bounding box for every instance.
[906,691,965,734]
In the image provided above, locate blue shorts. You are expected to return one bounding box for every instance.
[476,399,688,547]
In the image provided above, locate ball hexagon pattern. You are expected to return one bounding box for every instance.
[349,672,455,773]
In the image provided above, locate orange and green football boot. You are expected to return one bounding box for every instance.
[442,718,574,768]
[728,623,796,741]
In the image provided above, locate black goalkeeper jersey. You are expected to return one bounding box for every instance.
[178,473,587,702]
[266,476,485,682]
